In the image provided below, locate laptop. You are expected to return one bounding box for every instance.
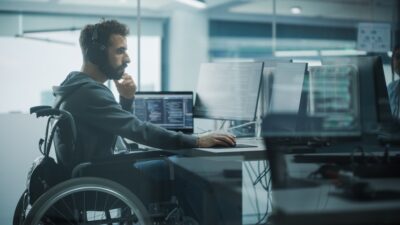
[133,91,194,134]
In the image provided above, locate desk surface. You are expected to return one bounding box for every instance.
[172,137,266,158]
[169,152,400,225]
[123,141,400,225]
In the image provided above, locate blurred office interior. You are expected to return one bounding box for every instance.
[0,0,399,224]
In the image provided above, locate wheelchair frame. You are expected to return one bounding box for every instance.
[13,106,193,225]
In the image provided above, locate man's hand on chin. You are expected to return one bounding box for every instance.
[114,73,137,99]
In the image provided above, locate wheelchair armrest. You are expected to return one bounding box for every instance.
[71,150,174,178]
[71,162,93,178]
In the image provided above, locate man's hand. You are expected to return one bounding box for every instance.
[197,131,236,148]
[114,74,137,99]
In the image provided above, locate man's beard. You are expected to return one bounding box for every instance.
[99,62,126,80]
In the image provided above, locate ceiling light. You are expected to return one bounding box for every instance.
[175,0,206,9]
[275,50,318,57]
[320,49,367,56]
[290,6,302,15]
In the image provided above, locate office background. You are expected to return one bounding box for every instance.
[0,0,399,224]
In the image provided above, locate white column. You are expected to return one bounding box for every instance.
[168,9,208,91]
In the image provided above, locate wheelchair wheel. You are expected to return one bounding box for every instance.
[24,177,151,225]
[13,190,29,225]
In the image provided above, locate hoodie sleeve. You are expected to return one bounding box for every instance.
[72,84,198,150]
[119,95,134,112]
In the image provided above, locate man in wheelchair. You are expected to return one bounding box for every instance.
[21,19,235,225]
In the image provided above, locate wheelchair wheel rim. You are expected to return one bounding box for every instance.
[27,178,150,225]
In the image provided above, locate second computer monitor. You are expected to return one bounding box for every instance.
[133,92,194,133]
[194,62,264,121]
[322,56,392,134]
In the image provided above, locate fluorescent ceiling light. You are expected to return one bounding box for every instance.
[275,50,318,57]
[320,49,367,56]
[290,6,302,14]
[175,0,206,9]
[59,0,125,6]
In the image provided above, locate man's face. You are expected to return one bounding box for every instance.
[102,34,130,80]
[394,49,400,75]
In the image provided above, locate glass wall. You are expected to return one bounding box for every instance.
[0,1,399,224]
[0,0,397,113]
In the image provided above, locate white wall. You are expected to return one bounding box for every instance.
[0,13,164,113]
[168,9,209,91]
[0,114,47,224]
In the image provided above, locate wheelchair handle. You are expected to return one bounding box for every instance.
[35,108,62,118]
[44,109,77,156]
[33,108,77,157]
[30,105,52,114]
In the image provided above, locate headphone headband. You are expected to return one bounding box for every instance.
[87,24,106,65]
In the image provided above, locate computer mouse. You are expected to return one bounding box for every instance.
[346,181,375,200]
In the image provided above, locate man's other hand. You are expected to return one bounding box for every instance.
[198,131,236,148]
[114,73,137,99]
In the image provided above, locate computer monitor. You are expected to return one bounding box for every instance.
[261,59,293,115]
[322,56,392,136]
[193,62,264,121]
[133,92,194,133]
[267,62,308,114]
[262,63,361,139]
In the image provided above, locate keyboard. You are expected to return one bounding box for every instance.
[209,143,257,149]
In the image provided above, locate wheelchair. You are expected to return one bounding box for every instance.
[13,106,196,225]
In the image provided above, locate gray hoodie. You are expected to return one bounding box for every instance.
[53,72,197,170]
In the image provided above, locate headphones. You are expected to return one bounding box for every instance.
[86,24,107,66]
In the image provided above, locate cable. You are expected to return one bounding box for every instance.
[350,145,364,167]
[227,121,257,131]
[244,162,261,220]
[244,161,274,224]
[42,116,52,156]
[255,171,272,225]
[219,120,227,130]
[195,127,211,133]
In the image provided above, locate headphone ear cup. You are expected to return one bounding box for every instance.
[87,43,106,65]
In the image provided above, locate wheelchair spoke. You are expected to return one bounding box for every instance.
[101,193,110,214]
[25,178,150,225]
[42,215,58,225]
[108,197,123,211]
[47,205,76,225]
[93,191,98,222]
[83,191,86,220]
[60,197,76,221]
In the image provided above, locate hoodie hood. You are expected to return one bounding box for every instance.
[53,72,94,108]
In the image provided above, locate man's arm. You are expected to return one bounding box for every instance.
[110,74,237,148]
[115,74,136,112]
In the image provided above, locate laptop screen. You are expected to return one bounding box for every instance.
[133,92,194,133]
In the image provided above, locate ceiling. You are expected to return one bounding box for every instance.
[0,0,397,23]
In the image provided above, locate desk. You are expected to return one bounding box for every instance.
[124,141,400,225]
[271,180,400,225]
[168,151,400,225]
[170,156,271,225]
[268,152,400,225]
[172,137,266,159]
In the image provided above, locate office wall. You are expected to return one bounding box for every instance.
[0,13,163,37]
[168,9,209,91]
[0,114,47,224]
[0,12,164,113]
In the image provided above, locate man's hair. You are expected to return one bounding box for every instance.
[79,19,129,60]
